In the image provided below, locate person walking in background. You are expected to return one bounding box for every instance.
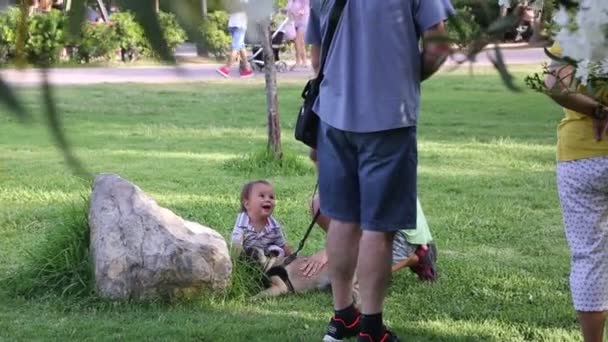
[217,8,253,78]
[285,0,309,69]
[499,0,511,17]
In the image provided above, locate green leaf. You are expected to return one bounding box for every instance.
[476,0,492,28]
[557,0,579,9]
[117,0,174,63]
[447,12,469,44]
[0,75,29,122]
[41,70,90,178]
[544,47,578,66]
[486,14,519,39]
[66,0,86,39]
[163,1,204,46]
[490,45,521,92]
[14,3,28,67]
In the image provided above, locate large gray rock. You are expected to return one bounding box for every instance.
[89,173,231,300]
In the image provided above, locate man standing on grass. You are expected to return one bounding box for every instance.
[306,1,453,341]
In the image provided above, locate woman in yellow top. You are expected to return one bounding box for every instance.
[545,44,608,342]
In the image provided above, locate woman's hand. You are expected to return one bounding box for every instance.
[593,115,608,141]
[300,250,328,277]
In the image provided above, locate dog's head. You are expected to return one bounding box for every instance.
[244,247,283,272]
[244,247,265,264]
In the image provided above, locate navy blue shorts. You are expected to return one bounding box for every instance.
[316,121,417,232]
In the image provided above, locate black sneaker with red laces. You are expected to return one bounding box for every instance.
[357,328,400,342]
[322,313,361,342]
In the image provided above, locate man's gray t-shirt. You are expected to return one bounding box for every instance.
[306,0,453,133]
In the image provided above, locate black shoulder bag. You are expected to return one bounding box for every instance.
[294,0,347,149]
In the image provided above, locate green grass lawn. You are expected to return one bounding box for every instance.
[0,70,582,341]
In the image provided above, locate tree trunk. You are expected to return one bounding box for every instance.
[197,0,208,57]
[96,0,109,22]
[155,0,159,13]
[260,23,282,160]
[201,0,207,16]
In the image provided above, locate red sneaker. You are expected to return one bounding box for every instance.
[216,66,230,77]
[240,68,254,78]
[410,243,438,282]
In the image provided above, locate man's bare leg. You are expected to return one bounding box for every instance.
[357,231,394,315]
[327,219,361,310]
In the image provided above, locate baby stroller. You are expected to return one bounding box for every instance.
[248,17,290,73]
[505,0,542,42]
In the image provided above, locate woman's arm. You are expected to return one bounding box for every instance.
[545,65,607,117]
[545,64,608,141]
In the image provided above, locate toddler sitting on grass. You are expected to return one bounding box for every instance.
[231,180,292,258]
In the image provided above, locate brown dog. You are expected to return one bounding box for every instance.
[248,248,359,302]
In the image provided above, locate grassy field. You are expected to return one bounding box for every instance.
[0,69,583,341]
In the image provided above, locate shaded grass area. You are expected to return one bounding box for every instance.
[0,71,581,341]
[5,201,93,298]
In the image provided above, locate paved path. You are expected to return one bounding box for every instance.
[0,47,548,86]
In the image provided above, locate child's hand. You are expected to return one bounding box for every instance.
[283,244,293,256]
[230,243,244,257]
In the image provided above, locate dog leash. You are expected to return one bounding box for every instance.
[283,183,320,266]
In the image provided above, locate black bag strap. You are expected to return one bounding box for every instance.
[317,0,347,82]
[292,209,321,256]
[283,182,320,266]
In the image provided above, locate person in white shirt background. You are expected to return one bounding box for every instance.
[217,5,254,78]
